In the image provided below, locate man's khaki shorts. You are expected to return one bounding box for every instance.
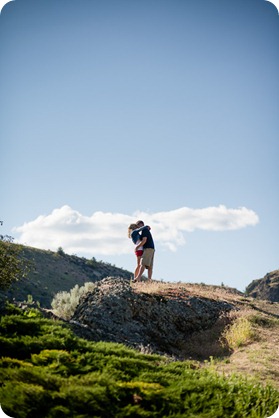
[141,248,155,268]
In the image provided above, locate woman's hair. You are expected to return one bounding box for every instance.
[128,223,138,238]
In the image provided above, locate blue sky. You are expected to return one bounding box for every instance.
[1,0,278,291]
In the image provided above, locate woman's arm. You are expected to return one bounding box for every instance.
[135,236,147,251]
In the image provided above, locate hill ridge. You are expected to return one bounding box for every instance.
[0,244,131,307]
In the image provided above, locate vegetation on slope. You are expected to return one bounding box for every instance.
[0,237,29,290]
[0,244,131,308]
[0,304,278,418]
[0,242,278,416]
[50,278,279,389]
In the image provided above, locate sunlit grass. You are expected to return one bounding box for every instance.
[0,304,278,418]
[221,310,256,350]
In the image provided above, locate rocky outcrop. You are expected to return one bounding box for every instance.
[72,277,235,357]
[246,270,279,302]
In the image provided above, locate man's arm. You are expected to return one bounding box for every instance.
[135,225,150,233]
[135,237,147,250]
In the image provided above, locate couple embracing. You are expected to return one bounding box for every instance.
[128,220,155,282]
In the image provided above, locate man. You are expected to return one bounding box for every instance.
[134,220,155,281]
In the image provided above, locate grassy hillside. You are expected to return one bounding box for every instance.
[0,303,278,418]
[0,245,132,308]
[1,243,278,416]
[42,277,279,391]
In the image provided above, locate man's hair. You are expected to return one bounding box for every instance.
[136,220,144,226]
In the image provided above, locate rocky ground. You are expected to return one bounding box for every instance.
[71,277,235,358]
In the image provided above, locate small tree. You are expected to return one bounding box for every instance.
[0,235,28,290]
[57,246,65,256]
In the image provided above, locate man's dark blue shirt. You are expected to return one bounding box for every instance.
[141,228,155,249]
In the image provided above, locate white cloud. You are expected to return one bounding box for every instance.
[0,0,14,15]
[13,204,259,256]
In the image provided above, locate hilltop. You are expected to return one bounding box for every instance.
[0,244,131,308]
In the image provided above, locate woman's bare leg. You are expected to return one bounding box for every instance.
[134,256,141,279]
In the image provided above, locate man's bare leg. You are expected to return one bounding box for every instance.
[147,267,153,280]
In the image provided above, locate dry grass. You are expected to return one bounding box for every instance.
[221,309,257,350]
[132,279,243,303]
[216,314,279,389]
[132,279,279,389]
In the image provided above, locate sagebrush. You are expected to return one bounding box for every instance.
[51,282,96,319]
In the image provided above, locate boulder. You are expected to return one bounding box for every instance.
[72,277,234,357]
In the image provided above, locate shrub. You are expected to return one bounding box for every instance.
[56,247,65,256]
[222,312,256,350]
[51,282,96,320]
[0,306,278,418]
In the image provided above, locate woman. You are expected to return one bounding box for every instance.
[128,223,150,280]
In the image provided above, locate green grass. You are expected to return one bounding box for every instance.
[0,304,278,418]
